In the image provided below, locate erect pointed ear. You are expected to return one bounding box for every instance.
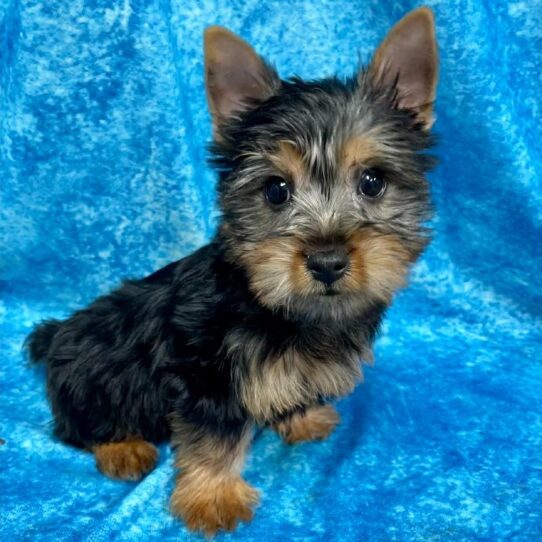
[204,26,279,130]
[369,7,438,128]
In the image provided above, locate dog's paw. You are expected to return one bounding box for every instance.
[171,473,259,536]
[93,439,158,481]
[274,404,340,444]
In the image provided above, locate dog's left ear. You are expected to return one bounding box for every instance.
[204,27,279,132]
[369,7,438,128]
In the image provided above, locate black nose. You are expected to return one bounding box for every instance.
[306,249,349,287]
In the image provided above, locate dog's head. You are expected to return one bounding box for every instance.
[206,8,438,322]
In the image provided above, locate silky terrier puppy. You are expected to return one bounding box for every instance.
[28,7,438,535]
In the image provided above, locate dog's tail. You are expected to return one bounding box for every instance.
[25,320,62,363]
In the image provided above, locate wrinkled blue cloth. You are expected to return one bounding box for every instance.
[1,1,541,540]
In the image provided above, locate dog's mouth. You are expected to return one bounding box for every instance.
[322,287,340,296]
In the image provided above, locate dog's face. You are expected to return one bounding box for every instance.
[205,9,438,321]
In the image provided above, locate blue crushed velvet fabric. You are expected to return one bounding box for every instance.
[1,1,541,540]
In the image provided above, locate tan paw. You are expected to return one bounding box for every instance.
[171,472,259,536]
[93,439,158,481]
[274,404,340,444]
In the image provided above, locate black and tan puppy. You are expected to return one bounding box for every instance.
[27,7,438,535]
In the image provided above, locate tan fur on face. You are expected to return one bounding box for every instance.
[274,404,340,444]
[241,226,415,310]
[268,141,305,182]
[240,235,312,309]
[340,136,380,170]
[170,421,258,535]
[344,228,415,303]
[92,439,158,481]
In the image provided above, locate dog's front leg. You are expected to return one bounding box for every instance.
[170,418,258,535]
[273,404,340,444]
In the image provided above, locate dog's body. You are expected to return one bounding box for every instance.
[29,241,381,447]
[28,7,438,535]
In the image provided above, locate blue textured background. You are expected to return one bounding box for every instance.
[1,1,541,540]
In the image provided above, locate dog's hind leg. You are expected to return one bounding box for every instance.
[92,438,158,481]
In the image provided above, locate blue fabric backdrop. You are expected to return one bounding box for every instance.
[1,1,541,540]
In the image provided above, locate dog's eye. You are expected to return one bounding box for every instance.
[265,176,292,206]
[358,169,387,199]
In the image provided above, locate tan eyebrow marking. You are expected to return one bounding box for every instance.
[268,141,306,183]
[340,136,380,170]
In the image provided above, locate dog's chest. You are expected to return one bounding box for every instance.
[226,330,364,423]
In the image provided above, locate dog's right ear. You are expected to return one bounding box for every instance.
[204,27,279,133]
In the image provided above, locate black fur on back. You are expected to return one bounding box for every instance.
[26,320,61,363]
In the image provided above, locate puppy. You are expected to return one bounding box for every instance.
[27,7,438,535]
